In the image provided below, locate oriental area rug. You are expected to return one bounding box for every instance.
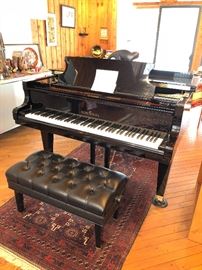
[0,144,157,270]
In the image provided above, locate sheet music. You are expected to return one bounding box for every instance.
[91,69,119,93]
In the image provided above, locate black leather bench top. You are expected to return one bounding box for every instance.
[6,151,128,217]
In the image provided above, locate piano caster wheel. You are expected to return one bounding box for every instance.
[152,195,168,208]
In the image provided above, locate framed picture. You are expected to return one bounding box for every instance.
[100,28,108,40]
[46,13,57,47]
[61,5,75,28]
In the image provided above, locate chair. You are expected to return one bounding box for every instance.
[108,50,139,61]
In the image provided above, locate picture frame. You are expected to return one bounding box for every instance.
[46,13,57,47]
[100,28,108,40]
[61,5,75,28]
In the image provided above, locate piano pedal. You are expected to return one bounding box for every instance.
[152,195,168,208]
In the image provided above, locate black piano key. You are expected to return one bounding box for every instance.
[61,115,74,121]
[81,118,94,126]
[63,115,76,122]
[33,110,44,115]
[116,125,129,135]
[61,114,73,120]
[131,128,141,138]
[55,113,71,120]
[48,112,63,119]
[107,123,122,133]
[97,121,109,130]
[92,120,106,130]
[78,117,90,125]
[104,123,116,132]
[42,112,54,117]
[43,109,57,116]
[124,126,136,136]
[153,132,162,143]
[100,124,110,131]
[86,119,97,127]
[38,111,49,116]
[70,116,84,124]
[127,127,139,137]
[79,116,89,122]
[136,129,145,139]
[94,120,105,127]
[71,116,87,125]
[146,131,155,141]
[87,119,101,128]
[139,129,148,140]
[79,119,90,126]
[149,131,158,142]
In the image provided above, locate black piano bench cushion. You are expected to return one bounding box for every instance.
[6,150,128,248]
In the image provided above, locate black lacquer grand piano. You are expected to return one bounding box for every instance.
[13,56,189,207]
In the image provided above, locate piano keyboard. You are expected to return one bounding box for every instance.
[25,109,167,150]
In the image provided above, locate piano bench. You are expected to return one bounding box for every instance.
[5,150,128,248]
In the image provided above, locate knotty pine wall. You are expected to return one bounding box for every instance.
[31,0,117,70]
[31,0,202,71]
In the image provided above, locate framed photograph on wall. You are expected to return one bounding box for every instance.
[100,28,108,40]
[46,13,57,46]
[61,5,75,28]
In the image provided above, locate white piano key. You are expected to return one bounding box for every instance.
[25,111,166,150]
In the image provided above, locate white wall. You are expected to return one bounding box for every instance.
[116,0,159,63]
[116,0,134,51]
[0,0,47,44]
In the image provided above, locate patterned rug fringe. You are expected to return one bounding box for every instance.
[0,245,40,270]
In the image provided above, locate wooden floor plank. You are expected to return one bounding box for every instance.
[175,253,202,270]
[127,245,202,270]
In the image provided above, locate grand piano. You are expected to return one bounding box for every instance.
[13,56,189,207]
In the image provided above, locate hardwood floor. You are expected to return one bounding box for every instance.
[0,107,202,270]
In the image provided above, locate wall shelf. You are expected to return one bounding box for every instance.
[79,33,89,36]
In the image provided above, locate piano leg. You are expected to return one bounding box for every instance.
[90,143,96,164]
[41,130,54,152]
[152,162,170,208]
[90,144,110,168]
[104,147,111,168]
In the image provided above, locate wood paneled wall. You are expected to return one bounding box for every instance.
[31,0,202,71]
[31,0,117,70]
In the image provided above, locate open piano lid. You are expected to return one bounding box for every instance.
[56,56,155,99]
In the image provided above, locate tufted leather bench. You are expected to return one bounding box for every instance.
[6,151,128,248]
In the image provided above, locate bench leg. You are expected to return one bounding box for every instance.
[95,224,102,248]
[14,191,25,212]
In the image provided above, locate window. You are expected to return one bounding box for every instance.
[154,7,200,71]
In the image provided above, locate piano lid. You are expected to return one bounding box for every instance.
[56,56,155,98]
